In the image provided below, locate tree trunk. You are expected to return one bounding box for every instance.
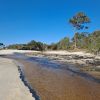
[74,33,77,48]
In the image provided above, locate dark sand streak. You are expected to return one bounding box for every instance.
[17,65,40,100]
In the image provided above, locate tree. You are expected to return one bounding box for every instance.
[48,43,58,50]
[0,43,4,49]
[88,30,100,54]
[47,37,70,50]
[72,32,89,49]
[27,40,45,51]
[57,37,70,50]
[69,12,90,48]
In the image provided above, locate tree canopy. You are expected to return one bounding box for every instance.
[69,12,90,48]
[69,12,90,30]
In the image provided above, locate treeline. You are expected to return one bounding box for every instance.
[7,40,46,51]
[7,30,100,54]
[47,30,100,53]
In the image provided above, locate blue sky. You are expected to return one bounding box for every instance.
[0,0,100,45]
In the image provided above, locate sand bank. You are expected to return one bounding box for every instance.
[0,57,35,100]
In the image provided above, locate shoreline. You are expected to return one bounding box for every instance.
[14,60,40,100]
[0,57,35,100]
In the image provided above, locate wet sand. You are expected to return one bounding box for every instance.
[2,54,100,100]
[17,59,100,100]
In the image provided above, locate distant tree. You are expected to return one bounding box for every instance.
[49,43,58,50]
[72,32,89,49]
[7,44,24,50]
[88,30,100,54]
[27,40,45,51]
[57,37,70,50]
[0,43,4,49]
[46,37,70,50]
[69,12,90,48]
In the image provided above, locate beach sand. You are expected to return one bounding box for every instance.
[0,57,35,100]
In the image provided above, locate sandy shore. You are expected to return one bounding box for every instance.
[0,49,40,55]
[0,57,35,100]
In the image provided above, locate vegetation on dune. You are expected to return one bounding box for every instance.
[47,37,70,50]
[88,31,100,54]
[6,30,100,55]
[7,41,46,51]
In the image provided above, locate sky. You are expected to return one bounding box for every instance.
[0,0,100,45]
